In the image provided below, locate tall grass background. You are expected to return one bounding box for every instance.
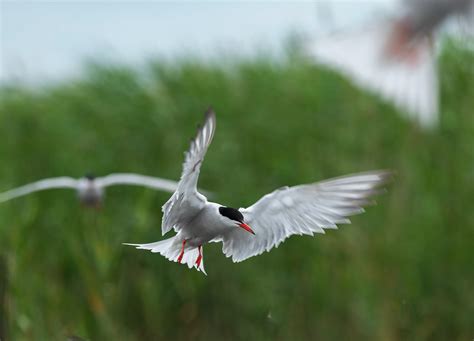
[0,39,473,340]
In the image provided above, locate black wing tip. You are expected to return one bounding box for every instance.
[205,105,214,114]
[195,106,215,132]
[185,106,217,154]
[204,106,216,121]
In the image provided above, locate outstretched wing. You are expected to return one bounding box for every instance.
[306,23,439,128]
[0,177,79,203]
[221,171,391,262]
[403,0,472,35]
[161,108,217,235]
[98,173,179,193]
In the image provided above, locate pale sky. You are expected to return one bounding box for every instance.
[0,1,396,83]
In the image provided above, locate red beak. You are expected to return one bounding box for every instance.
[238,222,255,235]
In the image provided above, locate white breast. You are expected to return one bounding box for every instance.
[181,202,235,246]
[76,179,104,206]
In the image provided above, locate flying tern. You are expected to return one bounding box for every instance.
[307,0,473,128]
[126,108,391,274]
[0,173,181,208]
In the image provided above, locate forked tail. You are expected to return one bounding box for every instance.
[124,237,206,275]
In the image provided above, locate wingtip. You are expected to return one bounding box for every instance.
[122,243,139,247]
[189,106,216,142]
[359,169,395,184]
[204,106,216,119]
[376,169,396,183]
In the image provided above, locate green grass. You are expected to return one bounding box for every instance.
[0,39,473,340]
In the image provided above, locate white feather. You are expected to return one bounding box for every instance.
[221,171,392,263]
[124,237,206,274]
[161,109,216,235]
[0,177,78,203]
[97,173,179,193]
[306,23,439,128]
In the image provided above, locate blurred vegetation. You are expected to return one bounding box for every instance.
[0,38,473,340]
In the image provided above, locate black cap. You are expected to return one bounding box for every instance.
[84,173,96,180]
[219,206,244,223]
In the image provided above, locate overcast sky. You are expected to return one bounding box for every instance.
[1,1,397,83]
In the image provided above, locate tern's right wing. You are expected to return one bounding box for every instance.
[0,177,79,203]
[161,108,217,235]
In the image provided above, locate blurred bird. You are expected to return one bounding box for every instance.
[0,173,181,208]
[126,108,391,274]
[307,0,473,128]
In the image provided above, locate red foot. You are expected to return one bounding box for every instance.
[177,240,186,263]
[195,246,202,268]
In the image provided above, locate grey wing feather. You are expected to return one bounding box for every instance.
[161,108,217,235]
[221,171,392,262]
[98,173,179,193]
[0,177,78,203]
[404,0,472,35]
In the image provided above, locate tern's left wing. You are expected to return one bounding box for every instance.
[161,108,216,235]
[0,177,79,203]
[221,171,391,263]
[98,173,179,193]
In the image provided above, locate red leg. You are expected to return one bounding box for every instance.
[195,245,202,268]
[177,240,186,263]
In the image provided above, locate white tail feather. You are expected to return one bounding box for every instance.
[124,237,206,275]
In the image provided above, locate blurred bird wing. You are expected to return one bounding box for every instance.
[98,173,179,193]
[221,171,391,263]
[402,0,472,32]
[0,177,79,203]
[306,23,439,128]
[161,108,216,235]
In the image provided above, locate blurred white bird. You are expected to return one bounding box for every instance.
[126,108,391,274]
[307,0,473,128]
[0,173,181,208]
